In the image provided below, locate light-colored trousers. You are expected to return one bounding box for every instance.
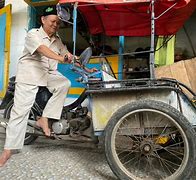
[4,73,71,150]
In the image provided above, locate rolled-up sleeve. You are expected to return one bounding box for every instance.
[25,30,43,55]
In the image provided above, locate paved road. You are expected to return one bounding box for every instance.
[0,134,117,180]
[0,109,117,180]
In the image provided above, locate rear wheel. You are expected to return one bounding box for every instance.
[104,100,196,180]
[4,99,38,145]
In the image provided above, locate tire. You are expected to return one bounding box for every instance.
[104,100,196,180]
[4,99,38,145]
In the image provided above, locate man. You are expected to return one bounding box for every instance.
[0,6,95,167]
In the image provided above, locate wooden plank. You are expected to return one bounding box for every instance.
[155,59,196,97]
[184,58,196,93]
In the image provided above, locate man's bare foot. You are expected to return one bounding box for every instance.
[36,117,51,136]
[0,149,11,167]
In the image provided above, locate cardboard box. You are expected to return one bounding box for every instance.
[155,58,196,96]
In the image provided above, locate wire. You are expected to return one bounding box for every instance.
[155,35,175,52]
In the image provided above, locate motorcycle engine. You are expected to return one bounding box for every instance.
[52,120,69,134]
[52,107,91,135]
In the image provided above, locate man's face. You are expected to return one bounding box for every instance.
[41,15,60,36]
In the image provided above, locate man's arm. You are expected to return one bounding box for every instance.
[74,61,97,73]
[37,44,96,72]
[37,45,65,63]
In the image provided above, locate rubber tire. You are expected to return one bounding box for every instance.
[104,100,196,180]
[4,99,38,145]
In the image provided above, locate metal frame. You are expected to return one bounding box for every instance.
[71,0,179,79]
[87,77,196,133]
[149,0,178,79]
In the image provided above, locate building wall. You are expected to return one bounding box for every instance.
[176,11,196,58]
[5,0,28,77]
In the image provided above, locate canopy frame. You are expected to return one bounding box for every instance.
[61,0,186,79]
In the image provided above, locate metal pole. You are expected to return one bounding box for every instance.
[73,2,78,56]
[119,36,124,80]
[150,0,155,79]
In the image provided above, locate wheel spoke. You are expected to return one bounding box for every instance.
[123,155,139,165]
[164,147,184,156]
[117,146,140,162]
[146,154,166,179]
[153,151,181,169]
[159,129,179,137]
[160,124,169,136]
[153,151,176,176]
[151,152,168,179]
[160,147,184,161]
[145,116,165,139]
[135,153,142,173]
[106,103,193,180]
[116,131,141,143]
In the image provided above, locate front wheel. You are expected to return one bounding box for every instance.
[104,100,196,180]
[4,99,38,145]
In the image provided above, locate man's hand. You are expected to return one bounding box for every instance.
[63,53,79,64]
[85,67,98,73]
[65,54,97,73]
[63,53,72,63]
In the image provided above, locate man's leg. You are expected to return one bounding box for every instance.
[41,73,70,121]
[36,117,50,136]
[0,83,38,167]
[0,150,11,167]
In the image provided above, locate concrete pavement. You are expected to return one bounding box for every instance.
[0,109,117,180]
[0,134,117,180]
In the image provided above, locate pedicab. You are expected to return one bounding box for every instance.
[1,0,196,179]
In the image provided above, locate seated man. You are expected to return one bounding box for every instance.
[0,6,95,167]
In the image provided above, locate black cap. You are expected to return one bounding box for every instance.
[42,6,57,16]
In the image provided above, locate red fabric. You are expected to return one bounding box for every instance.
[59,0,196,36]
[59,0,190,5]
